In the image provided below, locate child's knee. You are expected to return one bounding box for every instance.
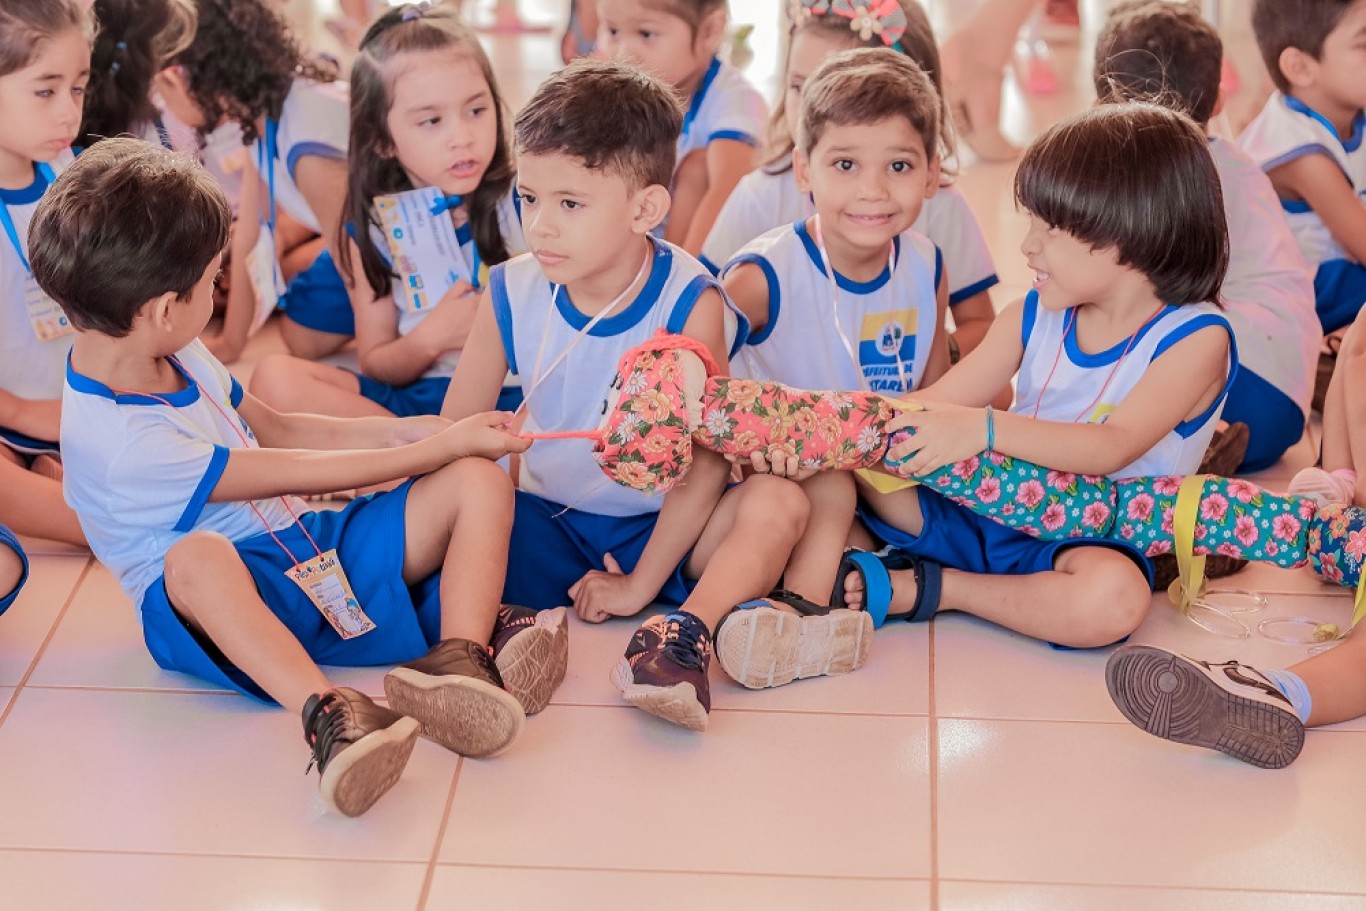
[739,475,811,542]
[804,470,857,512]
[1074,562,1150,645]
[248,354,308,411]
[427,457,515,509]
[163,531,238,605]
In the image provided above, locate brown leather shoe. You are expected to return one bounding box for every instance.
[383,638,524,758]
[1198,421,1251,478]
[301,686,420,817]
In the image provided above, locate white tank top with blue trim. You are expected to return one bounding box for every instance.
[728,220,940,396]
[1012,291,1236,478]
[1,150,76,402]
[253,79,349,234]
[676,57,767,166]
[1238,92,1366,269]
[490,236,735,516]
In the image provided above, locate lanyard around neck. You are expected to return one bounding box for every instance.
[0,162,58,272]
[256,118,279,233]
[811,215,902,394]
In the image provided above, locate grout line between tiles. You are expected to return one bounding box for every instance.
[938,877,1366,898]
[0,844,431,866]
[0,558,94,733]
[545,700,931,719]
[416,757,463,910]
[431,861,931,884]
[928,620,940,910]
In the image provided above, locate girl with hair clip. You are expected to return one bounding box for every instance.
[250,3,526,421]
[78,0,197,151]
[702,0,1001,361]
[0,0,91,546]
[154,0,352,364]
[596,0,767,257]
[837,104,1238,655]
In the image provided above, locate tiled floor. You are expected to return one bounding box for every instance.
[3,1,1364,908]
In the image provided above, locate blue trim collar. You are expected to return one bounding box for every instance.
[0,162,55,205]
[1063,304,1178,367]
[681,57,722,141]
[1283,95,1366,152]
[555,237,672,337]
[795,219,899,294]
[65,352,200,407]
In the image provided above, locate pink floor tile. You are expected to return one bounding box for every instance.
[428,866,929,910]
[0,555,88,686]
[939,881,1366,910]
[937,718,1366,892]
[440,704,931,878]
[0,850,427,911]
[0,688,457,859]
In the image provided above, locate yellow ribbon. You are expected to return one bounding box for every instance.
[1168,474,1209,613]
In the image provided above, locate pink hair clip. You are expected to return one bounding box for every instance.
[792,0,906,48]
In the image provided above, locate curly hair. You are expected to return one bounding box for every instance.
[171,0,337,145]
[79,0,198,148]
[340,4,516,298]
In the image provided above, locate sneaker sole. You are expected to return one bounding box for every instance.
[496,607,570,715]
[1106,645,1304,769]
[609,659,708,731]
[383,670,525,758]
[320,715,420,818]
[717,606,873,689]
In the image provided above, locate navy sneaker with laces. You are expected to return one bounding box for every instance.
[610,610,713,731]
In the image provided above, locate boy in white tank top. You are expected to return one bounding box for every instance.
[837,104,1236,655]
[714,48,951,690]
[443,60,807,733]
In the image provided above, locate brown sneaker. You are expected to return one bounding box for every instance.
[491,605,569,715]
[301,687,420,818]
[383,638,525,758]
[1198,421,1250,478]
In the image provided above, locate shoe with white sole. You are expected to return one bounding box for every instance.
[716,590,873,690]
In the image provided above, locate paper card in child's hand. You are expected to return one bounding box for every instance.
[375,187,474,311]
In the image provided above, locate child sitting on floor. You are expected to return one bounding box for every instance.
[31,139,568,818]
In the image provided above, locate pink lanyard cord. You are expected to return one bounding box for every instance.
[109,356,324,564]
[1029,304,1165,424]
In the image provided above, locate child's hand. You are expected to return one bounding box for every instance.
[740,449,816,482]
[409,280,481,359]
[569,553,650,623]
[442,411,532,461]
[389,414,452,446]
[885,402,988,476]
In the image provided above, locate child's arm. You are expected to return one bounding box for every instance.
[891,322,1230,477]
[569,290,733,622]
[441,290,512,421]
[350,238,481,387]
[236,392,450,453]
[719,261,772,337]
[678,140,760,256]
[918,268,954,388]
[209,410,527,502]
[0,390,61,442]
[1269,155,1366,264]
[204,160,263,364]
[949,290,995,359]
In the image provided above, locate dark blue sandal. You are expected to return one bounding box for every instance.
[831,548,942,629]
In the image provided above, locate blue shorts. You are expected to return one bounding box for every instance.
[1314,259,1366,334]
[859,488,1154,586]
[504,490,695,611]
[1220,366,1305,473]
[139,479,441,702]
[281,250,354,337]
[0,426,59,457]
[0,524,28,617]
[355,375,523,418]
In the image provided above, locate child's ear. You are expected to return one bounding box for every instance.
[1278,46,1316,90]
[695,7,728,54]
[145,291,181,333]
[924,154,942,198]
[792,147,812,193]
[632,184,672,233]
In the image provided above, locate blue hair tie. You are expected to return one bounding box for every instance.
[401,4,426,21]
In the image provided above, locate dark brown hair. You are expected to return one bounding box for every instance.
[514,58,682,191]
[1252,0,1355,94]
[1094,0,1222,126]
[29,138,231,337]
[80,0,198,148]
[170,0,337,145]
[766,1,953,174]
[339,4,515,298]
[798,47,940,162]
[1015,103,1228,305]
[638,0,727,38]
[0,0,95,79]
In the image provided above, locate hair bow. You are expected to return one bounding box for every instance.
[787,0,908,48]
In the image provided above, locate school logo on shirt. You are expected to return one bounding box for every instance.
[858,310,918,394]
